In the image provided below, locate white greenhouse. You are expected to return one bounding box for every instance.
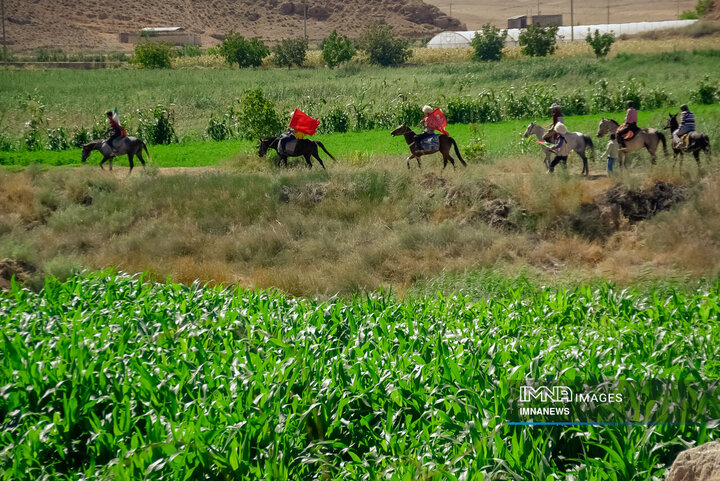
[426,19,698,48]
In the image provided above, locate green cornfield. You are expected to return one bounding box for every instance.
[1,271,719,480]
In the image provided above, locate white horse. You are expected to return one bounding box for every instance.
[523,122,595,175]
[597,118,667,168]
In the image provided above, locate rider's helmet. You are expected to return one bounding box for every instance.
[626,100,634,108]
[106,111,113,118]
[680,104,689,111]
[422,105,434,115]
[550,102,561,111]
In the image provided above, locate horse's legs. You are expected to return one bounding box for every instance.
[303,154,313,169]
[99,156,109,170]
[137,149,146,167]
[127,153,134,175]
[694,150,701,166]
[578,152,589,176]
[311,151,326,170]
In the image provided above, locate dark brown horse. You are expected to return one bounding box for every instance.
[81,137,150,175]
[663,113,711,167]
[391,125,467,169]
[258,136,335,169]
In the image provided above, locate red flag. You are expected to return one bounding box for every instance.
[289,109,321,136]
[425,108,448,136]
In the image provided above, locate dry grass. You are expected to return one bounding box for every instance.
[1,157,719,295]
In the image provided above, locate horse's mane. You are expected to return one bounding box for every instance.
[606,118,619,126]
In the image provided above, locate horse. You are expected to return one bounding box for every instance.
[390,125,467,170]
[663,113,711,167]
[523,122,595,175]
[258,136,335,169]
[596,118,666,168]
[81,137,151,175]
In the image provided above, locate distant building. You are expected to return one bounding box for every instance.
[119,27,200,46]
[531,14,563,27]
[507,16,527,29]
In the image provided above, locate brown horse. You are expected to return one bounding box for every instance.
[391,125,467,169]
[81,137,151,175]
[597,118,666,168]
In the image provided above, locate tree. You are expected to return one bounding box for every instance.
[518,25,559,57]
[360,23,410,67]
[236,88,283,140]
[471,24,507,62]
[219,32,269,68]
[273,38,308,68]
[134,42,172,69]
[321,30,356,68]
[585,30,615,58]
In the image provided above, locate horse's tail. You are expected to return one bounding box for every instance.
[451,138,467,166]
[142,141,152,163]
[656,131,667,155]
[315,141,336,161]
[583,135,595,160]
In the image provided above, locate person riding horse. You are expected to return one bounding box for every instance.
[105,111,125,151]
[543,103,564,142]
[673,104,695,149]
[413,105,447,149]
[616,100,639,148]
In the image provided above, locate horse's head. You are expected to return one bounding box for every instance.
[391,125,412,137]
[597,118,615,138]
[523,122,536,138]
[258,137,274,157]
[663,113,678,131]
[81,142,96,162]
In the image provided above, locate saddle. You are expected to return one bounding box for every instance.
[278,134,298,156]
[418,134,441,152]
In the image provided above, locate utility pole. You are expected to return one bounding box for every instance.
[570,0,574,41]
[537,0,541,15]
[1,0,7,67]
[449,0,452,18]
[303,0,307,40]
[607,0,610,24]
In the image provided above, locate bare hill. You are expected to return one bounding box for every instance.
[423,0,700,30]
[4,0,465,51]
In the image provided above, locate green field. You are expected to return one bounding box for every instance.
[1,48,720,142]
[1,271,719,480]
[2,104,720,169]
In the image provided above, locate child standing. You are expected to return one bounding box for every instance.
[603,133,619,173]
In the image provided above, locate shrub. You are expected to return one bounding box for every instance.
[136,105,178,144]
[519,25,558,57]
[464,125,488,162]
[91,119,107,140]
[585,30,615,58]
[236,88,283,140]
[70,128,90,148]
[133,42,172,69]
[680,0,713,19]
[393,100,423,127]
[178,45,202,57]
[471,24,507,62]
[219,32,269,68]
[321,30,356,68]
[47,127,70,151]
[206,116,234,141]
[692,75,718,104]
[559,93,589,116]
[614,79,643,110]
[273,38,308,68]
[445,92,502,124]
[591,79,614,113]
[320,106,350,134]
[361,23,410,67]
[642,87,673,110]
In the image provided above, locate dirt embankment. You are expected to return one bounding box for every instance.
[4,0,465,51]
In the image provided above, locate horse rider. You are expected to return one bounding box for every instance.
[105,111,125,151]
[412,105,438,149]
[544,102,564,142]
[616,100,638,148]
[547,122,570,173]
[673,104,695,149]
